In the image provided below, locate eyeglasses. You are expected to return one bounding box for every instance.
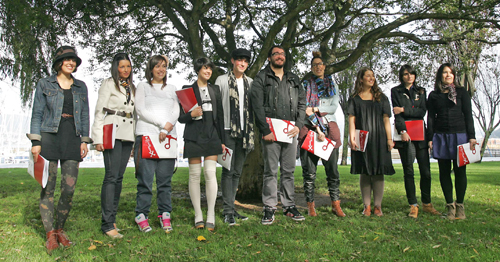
[271,52,286,57]
[312,63,324,67]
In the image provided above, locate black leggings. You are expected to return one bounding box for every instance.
[438,159,467,204]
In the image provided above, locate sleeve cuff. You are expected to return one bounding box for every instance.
[26,133,41,141]
[81,137,93,144]
[31,140,41,147]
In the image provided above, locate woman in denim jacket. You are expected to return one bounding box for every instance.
[27,46,91,254]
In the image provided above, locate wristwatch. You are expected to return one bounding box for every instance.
[400,130,407,134]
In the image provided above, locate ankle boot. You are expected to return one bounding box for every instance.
[374,206,383,217]
[408,204,418,218]
[455,203,466,219]
[55,229,72,247]
[307,202,317,217]
[362,205,371,216]
[331,200,346,217]
[422,203,441,215]
[45,230,59,254]
[445,203,456,220]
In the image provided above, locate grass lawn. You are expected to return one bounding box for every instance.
[1,162,499,261]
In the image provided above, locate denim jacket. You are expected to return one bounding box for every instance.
[28,74,92,143]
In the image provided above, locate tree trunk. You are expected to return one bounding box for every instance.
[341,112,349,165]
[480,130,492,160]
[237,128,264,199]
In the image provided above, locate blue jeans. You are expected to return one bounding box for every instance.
[134,136,176,217]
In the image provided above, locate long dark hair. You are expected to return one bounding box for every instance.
[145,55,168,89]
[352,67,383,102]
[434,63,460,93]
[111,53,135,95]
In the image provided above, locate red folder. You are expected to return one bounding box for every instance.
[102,123,116,149]
[175,88,199,113]
[301,130,335,160]
[404,120,425,141]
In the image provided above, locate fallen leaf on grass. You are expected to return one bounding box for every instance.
[256,251,260,254]
[247,244,252,247]
[94,240,103,244]
[373,237,379,241]
[165,230,171,234]
[473,249,479,255]
[403,247,410,253]
[196,236,206,241]
[432,245,441,249]
[88,244,96,250]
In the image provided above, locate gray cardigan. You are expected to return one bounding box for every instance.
[215,73,253,130]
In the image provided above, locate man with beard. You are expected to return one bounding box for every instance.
[250,45,306,225]
[215,48,254,225]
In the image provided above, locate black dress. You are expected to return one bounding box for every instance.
[41,89,82,161]
[347,95,395,176]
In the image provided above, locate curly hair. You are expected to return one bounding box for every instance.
[352,67,383,102]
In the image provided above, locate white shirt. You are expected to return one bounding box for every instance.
[236,77,245,129]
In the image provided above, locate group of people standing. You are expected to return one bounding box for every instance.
[28,45,475,254]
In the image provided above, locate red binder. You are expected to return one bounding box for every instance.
[404,120,425,141]
[175,88,199,113]
[102,123,116,149]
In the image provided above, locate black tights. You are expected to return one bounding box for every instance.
[438,159,467,204]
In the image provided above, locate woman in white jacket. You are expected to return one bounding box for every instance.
[133,55,179,233]
[91,53,135,238]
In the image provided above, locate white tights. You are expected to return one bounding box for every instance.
[188,160,218,225]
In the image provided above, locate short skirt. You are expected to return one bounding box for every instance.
[183,139,223,158]
[432,132,468,160]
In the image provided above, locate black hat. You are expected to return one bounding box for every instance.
[231,48,251,60]
[53,46,82,68]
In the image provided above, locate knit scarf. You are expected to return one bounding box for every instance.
[442,83,457,104]
[120,79,131,104]
[304,75,336,107]
[228,71,254,151]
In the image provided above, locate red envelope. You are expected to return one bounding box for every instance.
[175,88,199,113]
[301,130,335,160]
[394,120,425,141]
[142,135,177,159]
[102,123,116,149]
[457,143,481,167]
[27,154,49,188]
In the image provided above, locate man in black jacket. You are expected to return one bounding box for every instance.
[250,45,306,225]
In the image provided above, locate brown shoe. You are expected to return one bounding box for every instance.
[455,203,466,219]
[408,205,418,218]
[105,229,123,239]
[373,206,383,217]
[55,229,72,247]
[45,230,59,254]
[362,205,371,216]
[307,202,317,217]
[331,200,346,217]
[445,203,456,220]
[422,203,441,215]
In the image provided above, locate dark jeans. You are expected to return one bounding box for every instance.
[134,136,176,217]
[300,147,340,202]
[101,139,133,233]
[397,141,432,205]
[438,159,467,204]
[40,160,79,233]
[221,131,248,215]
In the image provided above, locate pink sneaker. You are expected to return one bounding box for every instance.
[159,212,173,231]
[135,213,152,232]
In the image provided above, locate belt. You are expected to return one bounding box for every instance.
[103,107,133,118]
[61,113,74,118]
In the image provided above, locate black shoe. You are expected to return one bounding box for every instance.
[261,206,275,225]
[224,214,236,226]
[283,206,305,221]
[234,210,248,221]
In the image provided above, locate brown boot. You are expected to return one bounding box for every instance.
[455,203,466,219]
[445,203,456,220]
[362,205,371,216]
[45,230,59,254]
[307,202,317,217]
[408,205,418,218]
[55,229,72,247]
[331,200,346,217]
[422,203,441,215]
[373,206,383,217]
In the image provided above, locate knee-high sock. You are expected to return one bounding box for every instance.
[372,175,385,208]
[359,174,372,206]
[204,160,218,224]
[189,163,203,223]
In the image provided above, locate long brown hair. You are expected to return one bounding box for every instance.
[111,53,135,95]
[352,67,383,102]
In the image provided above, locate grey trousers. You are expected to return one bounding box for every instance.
[221,131,248,215]
[261,136,298,207]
